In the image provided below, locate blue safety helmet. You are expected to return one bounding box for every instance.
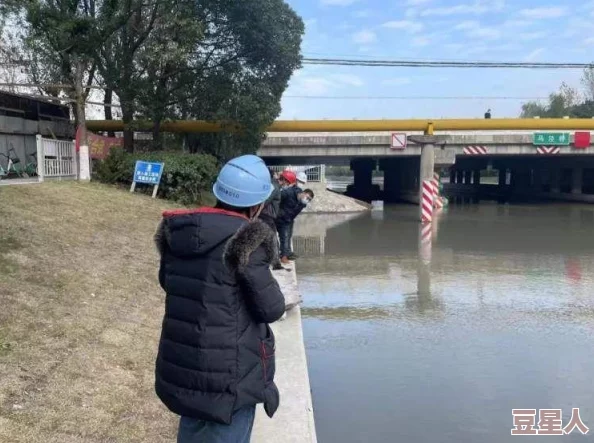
[213,155,273,208]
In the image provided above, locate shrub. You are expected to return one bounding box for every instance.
[94,148,219,206]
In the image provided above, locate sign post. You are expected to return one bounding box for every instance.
[533,132,570,146]
[131,161,164,198]
[391,132,407,150]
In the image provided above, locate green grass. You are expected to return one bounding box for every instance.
[0,181,188,443]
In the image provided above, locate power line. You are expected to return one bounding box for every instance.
[303,58,594,69]
[284,95,548,100]
[302,52,508,64]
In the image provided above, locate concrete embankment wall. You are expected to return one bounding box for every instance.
[252,264,317,443]
[302,182,371,213]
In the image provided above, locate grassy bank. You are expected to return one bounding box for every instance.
[0,182,184,442]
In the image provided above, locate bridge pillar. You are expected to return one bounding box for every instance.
[449,168,456,184]
[463,170,472,185]
[380,158,400,203]
[473,170,481,186]
[379,158,420,203]
[498,168,507,186]
[418,144,435,217]
[572,167,584,194]
[346,157,378,202]
[456,169,464,184]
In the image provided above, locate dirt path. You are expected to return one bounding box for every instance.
[0,182,179,442]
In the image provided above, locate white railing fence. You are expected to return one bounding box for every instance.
[36,135,77,181]
[268,164,326,183]
[292,235,325,256]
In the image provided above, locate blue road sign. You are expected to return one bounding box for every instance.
[133,161,164,185]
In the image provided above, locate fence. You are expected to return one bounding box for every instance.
[292,235,325,256]
[269,164,326,183]
[36,135,77,181]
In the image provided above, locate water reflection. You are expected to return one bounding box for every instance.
[297,203,594,443]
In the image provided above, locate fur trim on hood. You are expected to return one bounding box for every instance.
[223,220,278,271]
[154,217,278,270]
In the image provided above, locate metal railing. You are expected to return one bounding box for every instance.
[268,164,326,183]
[36,135,77,181]
[292,235,325,256]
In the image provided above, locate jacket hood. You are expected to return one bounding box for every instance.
[154,207,278,267]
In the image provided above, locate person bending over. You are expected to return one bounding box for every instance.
[276,184,315,264]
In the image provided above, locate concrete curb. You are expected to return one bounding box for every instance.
[252,263,317,443]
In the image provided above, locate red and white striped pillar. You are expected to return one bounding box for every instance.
[421,180,434,223]
[431,172,440,201]
[420,222,432,263]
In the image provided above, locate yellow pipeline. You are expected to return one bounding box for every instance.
[86,118,594,133]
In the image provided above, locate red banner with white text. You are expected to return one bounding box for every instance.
[75,127,124,160]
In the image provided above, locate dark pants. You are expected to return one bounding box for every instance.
[277,222,292,258]
[177,406,256,443]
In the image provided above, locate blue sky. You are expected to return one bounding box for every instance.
[279,0,594,119]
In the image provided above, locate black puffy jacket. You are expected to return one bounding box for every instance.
[153,207,286,424]
[260,181,281,222]
[276,186,306,225]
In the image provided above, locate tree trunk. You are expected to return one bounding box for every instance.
[121,104,134,153]
[152,116,163,150]
[104,88,115,137]
[74,57,90,180]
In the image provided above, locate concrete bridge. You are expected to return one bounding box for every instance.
[258,132,594,204]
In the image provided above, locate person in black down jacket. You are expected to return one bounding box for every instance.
[276,174,315,264]
[259,168,283,270]
[154,154,286,443]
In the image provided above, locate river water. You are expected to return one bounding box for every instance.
[296,203,594,443]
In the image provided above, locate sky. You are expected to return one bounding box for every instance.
[279,0,594,120]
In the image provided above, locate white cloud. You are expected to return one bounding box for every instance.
[468,27,501,40]
[453,21,499,40]
[519,31,547,41]
[459,42,520,56]
[524,48,545,62]
[421,0,504,16]
[584,37,594,45]
[289,72,364,95]
[454,20,480,30]
[352,9,373,18]
[382,77,412,86]
[503,19,532,27]
[406,0,432,5]
[330,74,365,86]
[297,77,335,95]
[338,21,355,31]
[352,29,377,44]
[412,36,431,47]
[381,20,424,33]
[320,0,358,5]
[519,7,566,19]
[405,8,418,18]
[562,18,591,38]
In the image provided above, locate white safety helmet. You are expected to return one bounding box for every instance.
[297,171,308,185]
